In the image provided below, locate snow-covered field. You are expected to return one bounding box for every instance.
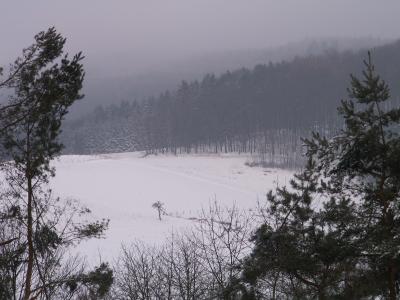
[51,152,293,261]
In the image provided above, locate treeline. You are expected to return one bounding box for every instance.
[62,40,400,168]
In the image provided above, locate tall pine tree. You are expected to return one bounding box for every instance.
[308,52,400,299]
[0,28,112,299]
[241,53,400,299]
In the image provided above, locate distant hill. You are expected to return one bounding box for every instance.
[69,37,386,118]
[62,38,400,168]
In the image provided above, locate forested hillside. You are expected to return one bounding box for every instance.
[65,37,384,117]
[62,40,400,168]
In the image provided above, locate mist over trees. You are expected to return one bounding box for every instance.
[72,36,385,117]
[62,39,400,168]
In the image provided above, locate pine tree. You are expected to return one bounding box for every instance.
[241,159,359,299]
[307,52,400,299]
[241,53,400,299]
[0,28,112,299]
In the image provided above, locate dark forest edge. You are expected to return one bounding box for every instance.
[62,39,400,169]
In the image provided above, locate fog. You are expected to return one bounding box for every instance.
[1,1,399,114]
[1,1,399,73]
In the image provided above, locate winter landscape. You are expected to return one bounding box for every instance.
[1,1,400,299]
[51,152,292,260]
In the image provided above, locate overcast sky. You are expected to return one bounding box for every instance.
[1,0,399,75]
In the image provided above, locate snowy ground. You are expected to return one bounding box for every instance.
[50,152,293,262]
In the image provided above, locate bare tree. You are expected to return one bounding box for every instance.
[0,192,112,299]
[113,234,209,300]
[153,238,175,300]
[191,202,253,299]
[152,201,165,221]
[168,233,209,300]
[112,241,158,300]
[113,203,254,299]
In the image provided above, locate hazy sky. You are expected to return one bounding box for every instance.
[1,0,399,75]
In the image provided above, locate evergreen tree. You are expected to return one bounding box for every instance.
[241,159,360,299]
[307,52,400,299]
[0,28,112,299]
[241,53,400,299]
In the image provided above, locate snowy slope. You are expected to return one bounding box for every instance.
[50,152,293,261]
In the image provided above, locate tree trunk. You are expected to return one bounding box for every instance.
[318,291,326,300]
[388,262,397,300]
[24,176,34,300]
